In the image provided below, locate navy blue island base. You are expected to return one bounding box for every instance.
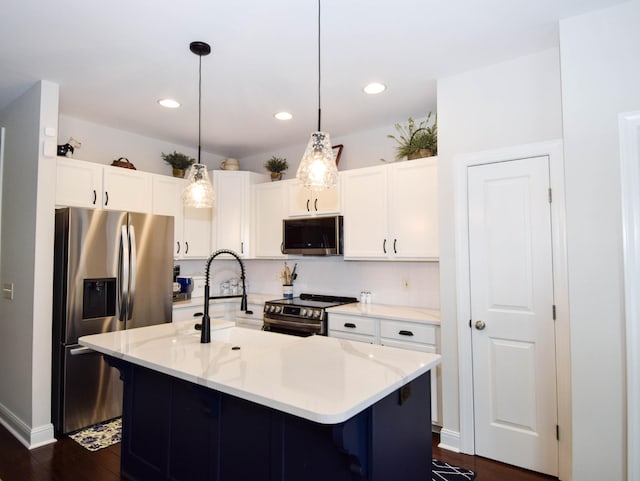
[107,356,432,481]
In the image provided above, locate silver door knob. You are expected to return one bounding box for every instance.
[475,320,486,330]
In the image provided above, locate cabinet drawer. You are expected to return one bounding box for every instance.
[328,330,375,344]
[328,314,376,336]
[172,304,225,322]
[379,320,436,345]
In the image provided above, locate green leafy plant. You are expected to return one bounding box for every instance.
[161,151,196,169]
[387,112,437,160]
[264,156,289,173]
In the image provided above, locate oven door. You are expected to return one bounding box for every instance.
[262,313,325,337]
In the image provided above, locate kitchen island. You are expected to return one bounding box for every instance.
[80,320,441,481]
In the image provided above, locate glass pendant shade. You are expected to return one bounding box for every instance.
[296,131,338,191]
[182,164,214,208]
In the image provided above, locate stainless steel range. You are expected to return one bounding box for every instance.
[263,293,358,337]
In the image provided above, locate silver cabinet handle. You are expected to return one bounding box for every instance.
[475,320,486,330]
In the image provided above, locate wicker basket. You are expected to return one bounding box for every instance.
[111,157,136,170]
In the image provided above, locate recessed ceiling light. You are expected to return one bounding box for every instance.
[158,98,181,108]
[363,82,386,95]
[274,112,293,120]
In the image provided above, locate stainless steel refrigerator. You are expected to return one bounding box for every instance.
[52,207,174,434]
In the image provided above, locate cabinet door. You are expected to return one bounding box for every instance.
[152,175,184,257]
[102,165,152,213]
[288,179,341,216]
[388,157,439,259]
[379,337,440,425]
[341,165,389,259]
[55,157,102,208]
[254,182,287,258]
[214,171,247,255]
[183,206,213,258]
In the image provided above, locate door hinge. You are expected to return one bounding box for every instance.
[556,424,560,441]
[552,305,556,321]
[548,188,553,203]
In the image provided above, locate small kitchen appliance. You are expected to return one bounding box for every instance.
[263,293,358,337]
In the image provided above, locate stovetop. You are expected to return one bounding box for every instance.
[266,293,358,309]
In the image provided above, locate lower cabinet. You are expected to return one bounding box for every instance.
[234,302,264,330]
[328,312,441,425]
[172,302,226,323]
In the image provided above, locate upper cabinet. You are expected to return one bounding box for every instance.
[253,181,288,258]
[56,157,151,213]
[341,157,438,260]
[212,170,267,257]
[287,177,341,216]
[152,174,212,259]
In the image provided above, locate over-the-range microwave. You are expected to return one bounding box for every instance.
[282,215,343,256]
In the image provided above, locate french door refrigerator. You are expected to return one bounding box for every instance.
[52,207,174,434]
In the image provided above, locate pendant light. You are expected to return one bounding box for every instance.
[296,0,338,192]
[182,41,215,208]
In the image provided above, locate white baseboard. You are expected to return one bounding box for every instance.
[0,401,56,449]
[438,428,462,453]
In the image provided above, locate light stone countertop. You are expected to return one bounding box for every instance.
[79,320,440,425]
[327,303,441,325]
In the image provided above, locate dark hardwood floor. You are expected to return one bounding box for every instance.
[0,424,557,481]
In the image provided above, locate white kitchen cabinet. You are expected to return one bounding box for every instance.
[212,170,267,257]
[341,156,438,260]
[55,156,103,208]
[234,302,265,330]
[253,181,288,258]
[379,319,441,425]
[56,157,151,213]
[327,313,377,343]
[172,301,226,322]
[152,174,212,259]
[102,164,152,213]
[287,177,341,216]
[327,311,441,425]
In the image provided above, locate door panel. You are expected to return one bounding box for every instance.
[468,156,558,476]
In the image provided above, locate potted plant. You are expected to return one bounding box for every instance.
[264,156,288,181]
[387,112,437,161]
[161,151,196,178]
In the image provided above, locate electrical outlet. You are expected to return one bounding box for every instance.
[403,279,410,289]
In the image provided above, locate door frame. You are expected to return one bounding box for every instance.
[453,139,571,480]
[619,111,640,481]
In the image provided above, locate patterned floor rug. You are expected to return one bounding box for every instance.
[68,419,476,480]
[432,458,476,480]
[68,417,121,451]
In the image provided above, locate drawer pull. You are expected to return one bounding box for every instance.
[398,330,414,336]
[344,322,356,329]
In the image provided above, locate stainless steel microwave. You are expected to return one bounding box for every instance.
[282,215,343,255]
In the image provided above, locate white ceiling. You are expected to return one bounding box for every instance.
[0,0,626,158]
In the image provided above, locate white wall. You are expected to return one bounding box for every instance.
[559,2,640,479]
[239,119,433,175]
[436,47,563,442]
[179,257,441,308]
[58,115,227,175]
[0,80,59,447]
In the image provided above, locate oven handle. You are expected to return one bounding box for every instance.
[263,315,324,335]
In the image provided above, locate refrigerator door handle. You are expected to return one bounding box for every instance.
[119,225,129,321]
[70,346,95,356]
[128,224,137,320]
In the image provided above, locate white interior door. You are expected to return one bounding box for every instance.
[467,156,558,476]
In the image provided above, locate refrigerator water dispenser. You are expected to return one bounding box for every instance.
[82,278,116,319]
